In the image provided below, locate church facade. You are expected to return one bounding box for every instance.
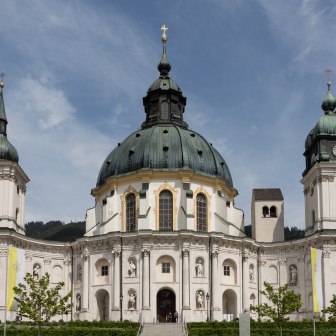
[1,30,336,323]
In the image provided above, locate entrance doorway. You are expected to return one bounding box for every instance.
[96,289,109,321]
[156,289,176,322]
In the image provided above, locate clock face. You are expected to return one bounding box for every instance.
[333,146,336,157]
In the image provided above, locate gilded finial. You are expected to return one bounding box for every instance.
[325,67,333,87]
[161,24,168,43]
[0,71,5,89]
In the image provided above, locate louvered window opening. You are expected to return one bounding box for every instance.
[126,193,136,232]
[197,193,207,232]
[159,190,173,230]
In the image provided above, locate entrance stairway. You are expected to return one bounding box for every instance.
[141,323,185,336]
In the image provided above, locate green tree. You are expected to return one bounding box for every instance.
[250,281,302,336]
[323,294,336,319]
[13,272,73,336]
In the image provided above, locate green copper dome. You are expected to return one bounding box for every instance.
[97,124,233,187]
[97,33,233,188]
[0,89,19,163]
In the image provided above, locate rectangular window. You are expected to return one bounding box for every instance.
[101,265,108,276]
[162,262,170,273]
[224,265,230,276]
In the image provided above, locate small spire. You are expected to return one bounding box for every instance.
[322,68,336,113]
[158,24,171,78]
[0,71,5,92]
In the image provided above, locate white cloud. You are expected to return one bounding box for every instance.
[16,77,75,129]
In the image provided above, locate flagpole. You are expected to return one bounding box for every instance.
[313,315,316,336]
[4,247,9,336]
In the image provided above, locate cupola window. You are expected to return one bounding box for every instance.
[159,190,173,230]
[196,193,207,232]
[126,193,136,232]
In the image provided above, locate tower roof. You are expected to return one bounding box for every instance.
[0,84,19,163]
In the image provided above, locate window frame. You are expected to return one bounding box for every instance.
[223,265,230,276]
[196,193,207,232]
[162,262,171,274]
[101,265,109,276]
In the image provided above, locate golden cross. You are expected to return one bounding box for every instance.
[0,71,5,82]
[161,24,168,41]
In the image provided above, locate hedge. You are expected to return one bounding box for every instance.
[187,321,336,336]
[0,321,140,336]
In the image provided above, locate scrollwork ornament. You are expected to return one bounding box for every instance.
[0,248,8,257]
[323,249,331,258]
[81,247,89,261]
[279,258,287,265]
[142,248,150,257]
[183,249,189,258]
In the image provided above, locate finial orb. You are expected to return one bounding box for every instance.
[0,82,4,89]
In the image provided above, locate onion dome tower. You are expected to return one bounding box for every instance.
[97,28,233,188]
[302,75,336,235]
[87,27,243,237]
[0,78,29,235]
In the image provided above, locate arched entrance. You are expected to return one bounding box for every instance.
[222,289,237,321]
[157,288,176,322]
[96,289,109,321]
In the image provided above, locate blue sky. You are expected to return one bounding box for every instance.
[1,0,336,228]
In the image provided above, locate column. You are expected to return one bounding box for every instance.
[0,248,8,323]
[211,251,220,320]
[113,249,121,309]
[242,254,250,312]
[81,248,89,311]
[182,249,190,308]
[142,248,150,309]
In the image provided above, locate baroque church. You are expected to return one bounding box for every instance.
[0,28,336,323]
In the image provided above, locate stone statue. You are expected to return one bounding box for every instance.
[33,264,41,281]
[249,264,254,281]
[77,264,82,281]
[195,260,203,277]
[129,293,136,309]
[196,291,204,309]
[128,260,136,277]
[76,294,81,311]
[289,265,297,286]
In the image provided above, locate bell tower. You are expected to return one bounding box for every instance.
[0,78,29,234]
[301,76,336,236]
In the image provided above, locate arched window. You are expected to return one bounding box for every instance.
[270,206,277,218]
[262,206,269,217]
[196,193,207,232]
[126,193,136,232]
[159,190,173,230]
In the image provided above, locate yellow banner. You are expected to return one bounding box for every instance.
[311,247,323,313]
[6,247,25,311]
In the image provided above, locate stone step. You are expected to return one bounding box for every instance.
[141,323,184,336]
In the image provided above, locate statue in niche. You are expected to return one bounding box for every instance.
[195,259,203,277]
[128,292,136,309]
[128,260,136,277]
[77,264,82,281]
[76,294,81,311]
[249,264,254,281]
[196,291,204,309]
[33,264,41,281]
[289,265,297,286]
